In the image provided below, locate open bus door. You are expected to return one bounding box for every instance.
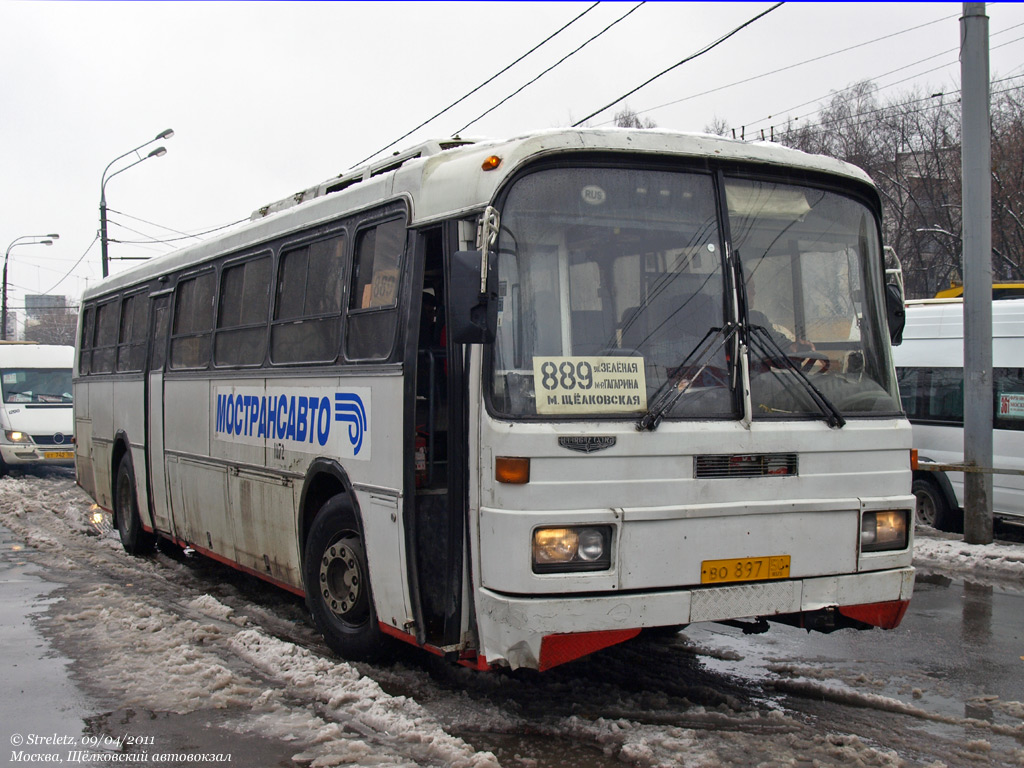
[405,225,468,652]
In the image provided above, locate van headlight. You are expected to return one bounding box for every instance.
[4,430,31,443]
[532,526,612,573]
[861,510,909,552]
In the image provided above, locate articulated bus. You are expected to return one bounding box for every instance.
[74,129,914,671]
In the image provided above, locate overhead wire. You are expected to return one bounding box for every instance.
[106,208,249,245]
[454,2,646,135]
[352,2,601,167]
[571,2,784,127]
[43,236,97,295]
[612,11,960,127]
[745,79,1024,152]
[748,35,1024,137]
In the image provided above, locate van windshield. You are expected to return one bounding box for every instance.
[1,368,73,404]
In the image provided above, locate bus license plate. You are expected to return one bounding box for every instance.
[44,451,74,460]
[701,555,791,585]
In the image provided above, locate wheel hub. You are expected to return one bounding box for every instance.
[320,539,361,619]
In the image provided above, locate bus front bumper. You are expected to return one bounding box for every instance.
[474,566,915,671]
[0,443,76,469]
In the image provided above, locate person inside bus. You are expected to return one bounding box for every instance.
[745,277,818,359]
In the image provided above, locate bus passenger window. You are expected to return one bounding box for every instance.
[346,219,404,360]
[216,255,271,367]
[92,299,120,374]
[169,271,215,369]
[78,306,95,375]
[271,235,345,364]
[117,292,149,373]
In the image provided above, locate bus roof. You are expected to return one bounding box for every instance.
[83,128,879,301]
[0,343,75,368]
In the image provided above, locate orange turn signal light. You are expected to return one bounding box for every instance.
[481,155,502,171]
[496,456,530,484]
[910,449,919,471]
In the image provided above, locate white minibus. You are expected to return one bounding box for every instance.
[75,129,914,670]
[0,343,75,474]
[895,298,1024,530]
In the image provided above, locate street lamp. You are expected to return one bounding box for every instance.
[3,234,60,341]
[99,128,174,278]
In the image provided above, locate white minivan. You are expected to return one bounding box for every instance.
[894,298,1024,530]
[0,343,75,475]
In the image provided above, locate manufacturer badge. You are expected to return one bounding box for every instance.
[558,436,616,454]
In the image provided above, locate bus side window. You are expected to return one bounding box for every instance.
[169,271,216,370]
[216,254,271,367]
[79,306,95,375]
[117,292,149,373]
[271,234,345,364]
[347,218,404,360]
[93,299,120,374]
[149,295,171,371]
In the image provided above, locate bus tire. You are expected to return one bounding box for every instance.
[912,476,959,532]
[304,496,385,662]
[114,454,156,555]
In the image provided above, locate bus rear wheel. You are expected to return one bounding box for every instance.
[304,496,385,661]
[114,455,156,555]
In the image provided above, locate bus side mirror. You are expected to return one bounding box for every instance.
[449,250,498,344]
[885,282,905,346]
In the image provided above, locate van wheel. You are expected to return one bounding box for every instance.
[304,496,386,662]
[912,477,960,532]
[114,455,156,555]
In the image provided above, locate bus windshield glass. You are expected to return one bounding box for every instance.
[729,178,901,419]
[488,166,901,420]
[1,367,73,404]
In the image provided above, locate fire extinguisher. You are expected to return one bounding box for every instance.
[415,426,428,488]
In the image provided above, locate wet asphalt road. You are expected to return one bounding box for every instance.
[2,470,1023,767]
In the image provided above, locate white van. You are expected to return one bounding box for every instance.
[894,298,1024,530]
[0,343,75,475]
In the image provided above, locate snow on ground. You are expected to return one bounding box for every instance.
[2,470,1023,768]
[913,525,1024,582]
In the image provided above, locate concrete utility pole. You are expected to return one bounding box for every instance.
[960,3,993,544]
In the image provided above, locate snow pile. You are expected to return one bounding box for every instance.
[187,593,238,624]
[55,585,262,713]
[230,629,499,768]
[914,530,1024,581]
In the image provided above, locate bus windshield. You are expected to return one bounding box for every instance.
[488,166,901,420]
[1,367,73,404]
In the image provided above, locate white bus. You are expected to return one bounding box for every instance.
[74,129,914,671]
[894,297,1024,531]
[0,343,74,475]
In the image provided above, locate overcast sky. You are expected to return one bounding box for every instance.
[2,1,1023,315]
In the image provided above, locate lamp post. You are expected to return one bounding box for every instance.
[99,128,173,278]
[3,234,59,341]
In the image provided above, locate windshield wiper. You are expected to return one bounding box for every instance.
[636,323,738,432]
[746,325,845,428]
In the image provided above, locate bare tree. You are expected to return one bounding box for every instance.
[26,308,78,346]
[704,115,730,136]
[772,77,1024,298]
[614,105,657,129]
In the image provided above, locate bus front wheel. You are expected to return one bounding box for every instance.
[912,476,960,532]
[114,455,156,555]
[304,496,385,661]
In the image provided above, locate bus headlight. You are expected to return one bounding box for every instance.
[4,430,31,443]
[532,526,612,573]
[861,510,909,552]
